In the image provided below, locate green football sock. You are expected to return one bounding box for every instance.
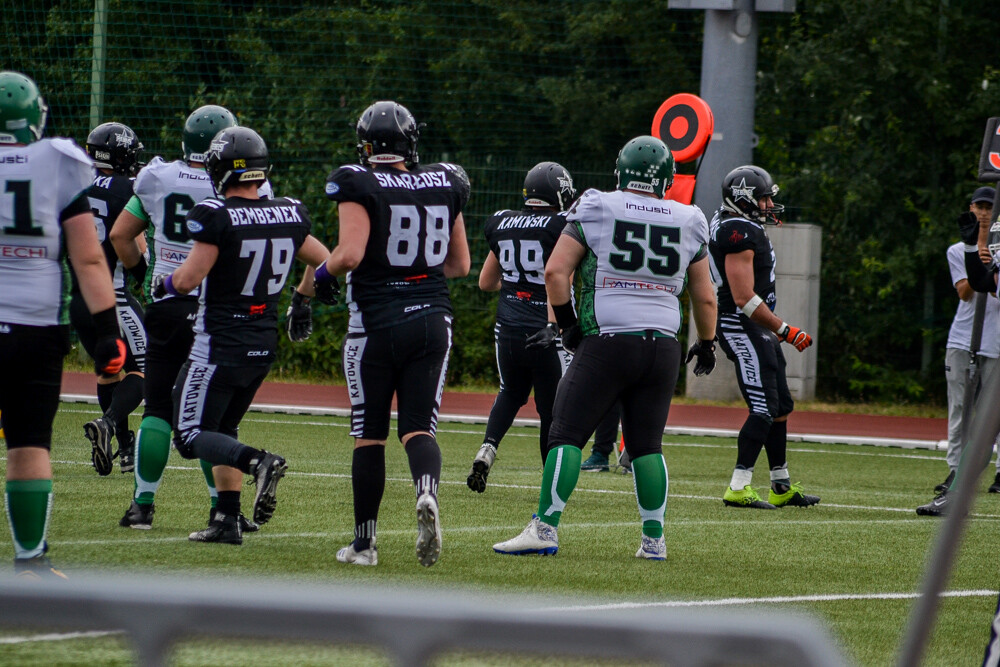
[199,459,218,508]
[5,479,53,559]
[632,453,668,539]
[537,445,581,528]
[134,416,171,505]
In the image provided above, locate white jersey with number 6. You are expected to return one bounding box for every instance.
[565,188,709,337]
[133,157,216,301]
[0,138,95,326]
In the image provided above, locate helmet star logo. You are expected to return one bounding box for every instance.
[557,174,574,194]
[730,177,756,203]
[114,127,134,147]
[207,137,228,160]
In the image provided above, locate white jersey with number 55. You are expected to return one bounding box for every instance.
[0,138,95,325]
[565,188,709,337]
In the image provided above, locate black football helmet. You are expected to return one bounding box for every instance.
[721,165,785,225]
[86,122,144,176]
[356,101,420,166]
[204,126,270,194]
[523,162,577,210]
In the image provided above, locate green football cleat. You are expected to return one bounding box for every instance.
[768,482,820,508]
[723,485,776,509]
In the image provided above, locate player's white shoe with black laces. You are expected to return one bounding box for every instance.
[337,539,378,566]
[415,492,442,567]
[467,443,497,493]
[493,515,558,556]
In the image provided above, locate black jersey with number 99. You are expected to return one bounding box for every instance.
[325,162,470,333]
[184,196,311,365]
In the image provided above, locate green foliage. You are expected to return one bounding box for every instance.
[757,1,1000,400]
[7,0,1000,400]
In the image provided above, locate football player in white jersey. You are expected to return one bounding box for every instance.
[0,72,126,577]
[110,105,260,532]
[493,136,718,561]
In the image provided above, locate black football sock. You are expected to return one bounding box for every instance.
[736,414,771,470]
[216,490,241,519]
[764,421,790,493]
[351,446,385,551]
[105,373,144,441]
[405,433,441,499]
[96,380,118,416]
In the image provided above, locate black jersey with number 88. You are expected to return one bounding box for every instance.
[325,162,469,333]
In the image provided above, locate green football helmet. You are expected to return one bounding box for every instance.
[615,135,675,198]
[0,71,47,145]
[182,105,237,162]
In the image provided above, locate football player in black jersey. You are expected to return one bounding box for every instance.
[75,122,147,476]
[709,165,819,509]
[467,162,575,492]
[154,126,330,544]
[312,101,470,567]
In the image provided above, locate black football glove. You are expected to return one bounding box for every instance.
[685,337,717,376]
[286,290,313,342]
[313,274,340,306]
[958,211,980,246]
[525,323,557,350]
[151,274,168,299]
[560,324,583,353]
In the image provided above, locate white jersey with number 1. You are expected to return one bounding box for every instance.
[0,138,95,326]
[565,188,709,337]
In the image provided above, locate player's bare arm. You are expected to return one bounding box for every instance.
[478,251,502,291]
[544,233,585,307]
[726,249,782,332]
[443,212,471,279]
[686,256,717,341]
[169,240,219,294]
[296,235,330,269]
[325,201,369,274]
[109,209,148,270]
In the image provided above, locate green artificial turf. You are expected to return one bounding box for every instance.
[0,402,996,666]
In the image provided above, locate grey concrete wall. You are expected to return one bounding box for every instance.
[686,222,821,401]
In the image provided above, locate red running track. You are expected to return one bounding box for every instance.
[61,371,945,442]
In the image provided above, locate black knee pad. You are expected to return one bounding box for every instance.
[173,431,198,460]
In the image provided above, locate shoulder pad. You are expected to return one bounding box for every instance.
[435,162,470,205]
[47,137,92,166]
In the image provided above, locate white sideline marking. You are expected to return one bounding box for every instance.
[1,515,988,549]
[542,589,1000,613]
[0,630,122,644]
[57,408,951,463]
[58,398,947,450]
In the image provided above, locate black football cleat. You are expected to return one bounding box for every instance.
[916,491,950,517]
[188,512,242,545]
[250,452,287,525]
[119,500,154,529]
[84,416,115,476]
[934,470,955,495]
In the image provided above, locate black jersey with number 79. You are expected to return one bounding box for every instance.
[325,162,470,334]
[184,195,312,366]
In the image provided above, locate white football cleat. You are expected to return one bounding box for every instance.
[415,493,442,567]
[336,540,378,566]
[635,534,666,561]
[493,515,558,556]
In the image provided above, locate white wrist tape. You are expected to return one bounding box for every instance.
[741,294,764,318]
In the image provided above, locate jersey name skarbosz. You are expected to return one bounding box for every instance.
[566,188,708,337]
[709,210,777,315]
[325,162,469,333]
[484,208,566,329]
[133,157,216,301]
[74,173,134,292]
[185,196,311,366]
[0,138,94,326]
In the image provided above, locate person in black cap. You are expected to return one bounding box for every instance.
[935,187,1000,497]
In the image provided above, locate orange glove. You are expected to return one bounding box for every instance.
[777,323,812,351]
[95,337,127,375]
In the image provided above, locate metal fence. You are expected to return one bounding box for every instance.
[0,573,850,666]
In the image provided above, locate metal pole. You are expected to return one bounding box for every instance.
[88,0,109,130]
